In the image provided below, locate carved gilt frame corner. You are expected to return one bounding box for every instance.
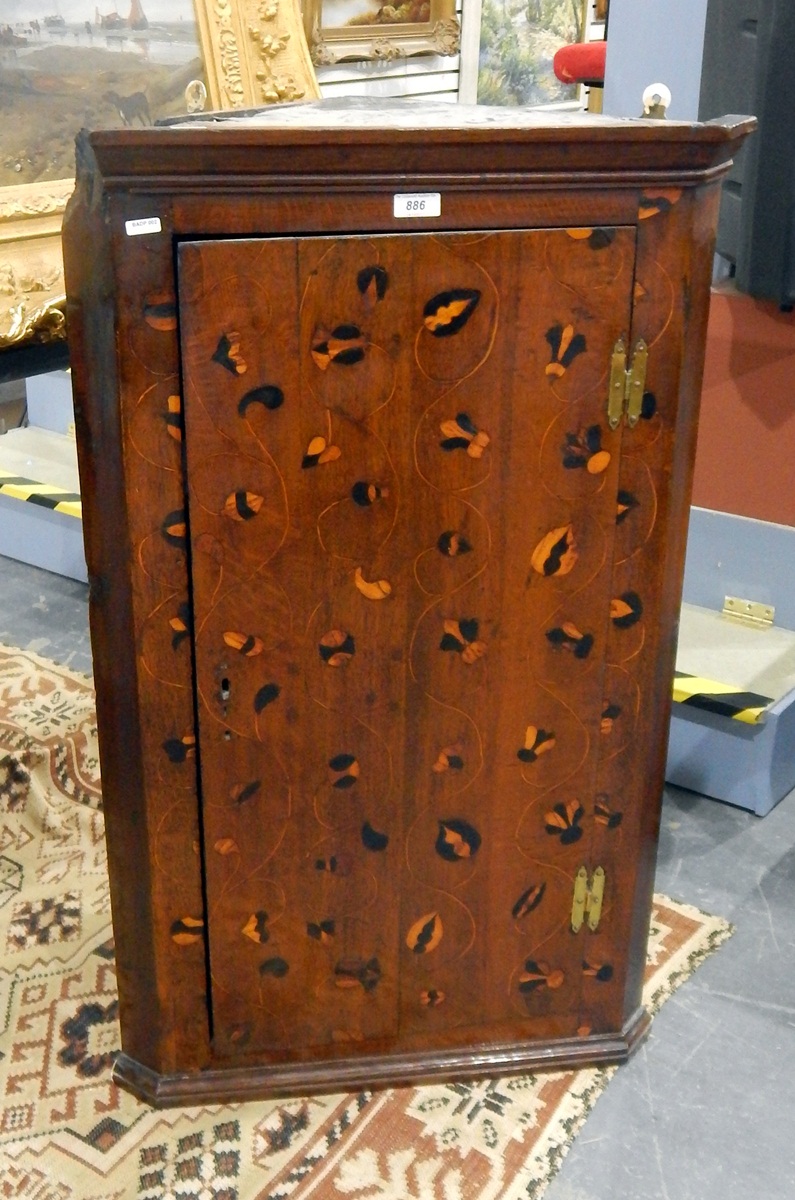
[0,0,319,353]
[195,0,320,109]
[0,179,73,350]
[303,0,460,66]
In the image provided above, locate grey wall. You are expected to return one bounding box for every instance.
[682,508,795,633]
[603,0,709,119]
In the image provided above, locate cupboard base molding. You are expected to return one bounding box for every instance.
[114,1008,652,1109]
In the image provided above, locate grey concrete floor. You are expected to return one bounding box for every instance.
[2,552,794,1199]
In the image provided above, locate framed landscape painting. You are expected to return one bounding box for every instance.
[0,0,317,349]
[0,0,203,347]
[477,0,584,107]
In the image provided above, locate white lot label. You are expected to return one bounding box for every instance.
[393,193,442,219]
[125,216,162,237]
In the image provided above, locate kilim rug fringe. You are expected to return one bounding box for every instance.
[0,643,733,1200]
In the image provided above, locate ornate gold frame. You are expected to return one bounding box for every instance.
[0,0,319,355]
[303,0,460,66]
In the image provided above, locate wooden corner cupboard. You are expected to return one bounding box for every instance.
[63,100,754,1107]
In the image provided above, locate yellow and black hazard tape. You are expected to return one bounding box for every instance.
[0,469,81,520]
[672,670,772,725]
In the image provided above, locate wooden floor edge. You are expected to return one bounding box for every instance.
[113,1008,652,1109]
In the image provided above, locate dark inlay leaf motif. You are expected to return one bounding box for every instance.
[143,294,176,331]
[238,384,284,415]
[616,490,639,525]
[161,509,187,549]
[315,856,338,873]
[432,745,464,773]
[439,618,486,664]
[565,227,616,252]
[439,412,490,458]
[588,228,616,250]
[164,393,182,442]
[600,704,622,735]
[531,524,578,578]
[361,822,389,851]
[224,631,264,657]
[517,726,556,764]
[512,882,546,920]
[259,957,289,978]
[406,912,443,954]
[254,683,281,712]
[329,754,359,789]
[546,623,593,659]
[435,819,481,861]
[318,630,356,666]
[212,331,247,375]
[610,591,643,629]
[335,957,382,992]
[307,920,335,942]
[357,265,389,308]
[170,916,204,946]
[437,530,472,557]
[351,481,388,506]
[242,910,269,943]
[223,491,263,522]
[583,959,614,982]
[641,390,657,420]
[169,602,191,651]
[311,325,366,370]
[638,188,682,219]
[545,800,584,845]
[231,780,261,805]
[162,735,195,764]
[545,323,587,378]
[423,288,481,337]
[519,959,565,994]
[562,425,610,474]
[595,796,623,829]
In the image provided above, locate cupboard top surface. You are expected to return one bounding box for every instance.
[78,101,755,188]
[161,98,747,135]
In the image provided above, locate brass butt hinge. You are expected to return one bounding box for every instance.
[571,866,606,933]
[722,596,775,629]
[607,337,649,430]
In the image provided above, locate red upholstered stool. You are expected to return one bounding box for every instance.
[553,40,607,111]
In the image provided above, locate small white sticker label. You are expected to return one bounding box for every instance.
[125,216,162,237]
[393,192,441,219]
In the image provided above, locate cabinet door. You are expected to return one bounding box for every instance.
[177,226,636,1064]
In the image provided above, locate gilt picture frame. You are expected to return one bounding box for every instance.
[303,0,460,66]
[0,0,318,351]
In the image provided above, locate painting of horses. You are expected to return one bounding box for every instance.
[0,0,203,189]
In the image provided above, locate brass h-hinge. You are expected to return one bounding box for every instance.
[607,337,649,430]
[571,866,606,933]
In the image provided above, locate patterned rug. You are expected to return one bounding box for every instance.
[0,643,732,1200]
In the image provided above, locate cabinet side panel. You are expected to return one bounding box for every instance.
[63,165,162,1068]
[109,201,212,1072]
[66,177,212,1073]
[589,184,723,1031]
